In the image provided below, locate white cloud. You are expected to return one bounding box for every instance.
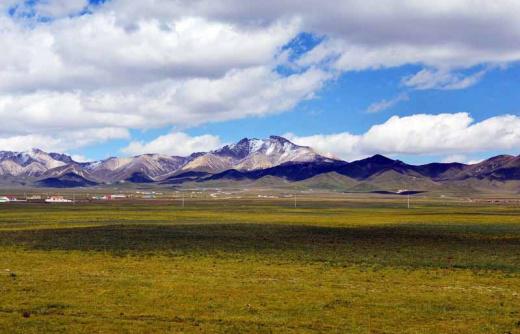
[71,154,90,163]
[104,0,520,59]
[284,132,361,160]
[467,159,484,165]
[0,67,329,135]
[0,128,129,153]
[441,154,467,163]
[2,0,520,153]
[0,1,19,12]
[0,15,297,92]
[441,154,487,165]
[366,93,409,113]
[0,9,326,150]
[4,1,520,94]
[287,113,520,161]
[402,68,487,90]
[35,0,89,17]
[122,132,222,156]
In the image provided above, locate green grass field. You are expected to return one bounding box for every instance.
[0,197,519,333]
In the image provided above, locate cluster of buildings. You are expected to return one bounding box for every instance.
[91,194,127,200]
[135,191,162,199]
[45,196,73,203]
[0,191,181,203]
[0,195,22,203]
[0,193,128,203]
[0,195,72,203]
[0,197,7,203]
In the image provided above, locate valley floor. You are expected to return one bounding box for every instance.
[0,196,519,333]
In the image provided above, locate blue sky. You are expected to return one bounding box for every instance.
[116,63,520,164]
[1,1,520,164]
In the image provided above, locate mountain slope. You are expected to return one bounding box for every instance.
[413,162,467,180]
[124,172,155,183]
[336,155,421,179]
[204,160,349,182]
[36,172,98,188]
[0,149,72,177]
[181,136,331,173]
[0,139,519,191]
[451,155,520,180]
[294,172,359,190]
[86,154,188,182]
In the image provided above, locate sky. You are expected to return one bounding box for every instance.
[1,0,520,164]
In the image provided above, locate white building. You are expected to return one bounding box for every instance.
[45,196,73,203]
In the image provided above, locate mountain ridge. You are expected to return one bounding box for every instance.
[0,136,518,192]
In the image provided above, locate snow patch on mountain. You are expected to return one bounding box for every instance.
[182,136,325,173]
[0,148,72,177]
[0,136,334,182]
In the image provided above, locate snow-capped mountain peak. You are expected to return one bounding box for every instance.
[182,136,324,173]
[0,148,76,177]
[214,136,309,157]
[0,136,330,182]
[21,148,70,169]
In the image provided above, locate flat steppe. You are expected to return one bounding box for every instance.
[0,194,518,333]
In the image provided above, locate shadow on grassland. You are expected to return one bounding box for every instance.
[0,223,519,271]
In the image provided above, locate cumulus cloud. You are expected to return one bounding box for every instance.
[440,154,485,165]
[34,0,89,17]
[0,128,129,152]
[441,154,467,163]
[0,67,328,135]
[2,0,520,152]
[0,15,297,92]
[122,132,222,156]
[287,113,520,161]
[0,6,325,150]
[71,154,90,163]
[284,132,360,160]
[104,0,520,61]
[467,159,484,165]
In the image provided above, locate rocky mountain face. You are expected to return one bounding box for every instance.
[0,149,69,177]
[450,155,520,181]
[84,154,189,182]
[174,153,520,194]
[180,136,329,173]
[0,136,333,186]
[0,137,519,191]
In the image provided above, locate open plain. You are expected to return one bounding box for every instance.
[0,193,519,333]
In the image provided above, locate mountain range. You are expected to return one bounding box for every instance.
[0,135,519,193]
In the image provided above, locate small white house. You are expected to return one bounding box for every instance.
[45,196,73,203]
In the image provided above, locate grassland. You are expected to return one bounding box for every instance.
[0,195,519,333]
